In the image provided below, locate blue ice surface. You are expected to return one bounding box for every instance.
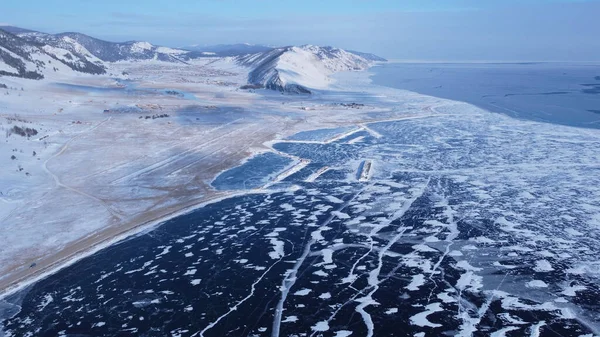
[211,152,294,190]
[371,62,600,129]
[333,130,370,144]
[286,126,358,142]
[53,82,128,94]
[53,82,198,101]
[273,142,361,167]
[280,162,324,182]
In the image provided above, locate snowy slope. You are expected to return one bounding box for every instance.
[39,38,106,75]
[238,45,375,93]
[0,29,83,79]
[21,32,188,64]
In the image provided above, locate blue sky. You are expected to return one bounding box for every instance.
[2,0,600,61]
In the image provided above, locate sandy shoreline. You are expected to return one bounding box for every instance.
[0,191,231,299]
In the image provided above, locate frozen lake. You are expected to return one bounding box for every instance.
[371,62,600,129]
[2,98,600,336]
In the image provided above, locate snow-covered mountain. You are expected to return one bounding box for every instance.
[1,25,386,89]
[0,28,103,79]
[238,45,376,94]
[19,31,189,63]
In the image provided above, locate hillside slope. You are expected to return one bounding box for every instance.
[0,29,95,79]
[238,45,375,93]
[20,32,189,64]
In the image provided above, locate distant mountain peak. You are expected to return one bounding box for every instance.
[181,43,274,57]
[347,50,387,62]
[16,31,188,64]
[0,25,40,35]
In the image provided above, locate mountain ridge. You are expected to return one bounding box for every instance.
[21,31,189,63]
[0,28,102,79]
[181,43,273,57]
[0,25,386,93]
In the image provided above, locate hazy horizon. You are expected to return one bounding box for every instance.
[3,0,600,62]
